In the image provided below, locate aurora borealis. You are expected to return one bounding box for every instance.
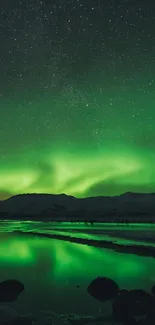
[1,0,155,200]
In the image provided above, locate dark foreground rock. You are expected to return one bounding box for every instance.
[86,277,155,325]
[0,279,24,302]
[1,275,155,324]
[87,277,120,302]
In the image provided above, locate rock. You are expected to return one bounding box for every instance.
[112,289,152,321]
[87,277,119,302]
[127,289,152,316]
[112,293,132,321]
[127,289,151,300]
[0,279,24,302]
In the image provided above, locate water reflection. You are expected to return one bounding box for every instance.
[1,220,155,247]
[0,232,155,317]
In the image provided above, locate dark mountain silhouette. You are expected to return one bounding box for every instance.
[0,192,155,221]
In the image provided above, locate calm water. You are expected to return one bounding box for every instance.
[1,221,155,318]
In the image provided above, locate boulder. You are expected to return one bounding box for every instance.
[0,279,24,302]
[87,277,119,302]
[112,289,152,321]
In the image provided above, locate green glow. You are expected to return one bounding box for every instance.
[1,144,155,199]
[1,229,155,314]
[0,233,150,282]
[0,1,155,201]
[0,236,34,263]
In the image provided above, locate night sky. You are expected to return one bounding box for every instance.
[0,0,155,200]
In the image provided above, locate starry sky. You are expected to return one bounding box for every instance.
[0,0,155,200]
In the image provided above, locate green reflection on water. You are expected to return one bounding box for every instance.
[0,233,145,278]
[0,232,155,316]
[0,235,34,263]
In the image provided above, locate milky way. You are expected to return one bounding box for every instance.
[0,0,155,199]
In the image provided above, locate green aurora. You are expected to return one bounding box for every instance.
[1,142,155,200]
[1,1,155,200]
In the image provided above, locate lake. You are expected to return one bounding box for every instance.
[1,221,155,322]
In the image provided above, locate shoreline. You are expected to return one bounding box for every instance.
[13,230,155,258]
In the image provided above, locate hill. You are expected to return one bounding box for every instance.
[0,192,155,222]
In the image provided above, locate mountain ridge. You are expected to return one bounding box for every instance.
[0,192,155,221]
